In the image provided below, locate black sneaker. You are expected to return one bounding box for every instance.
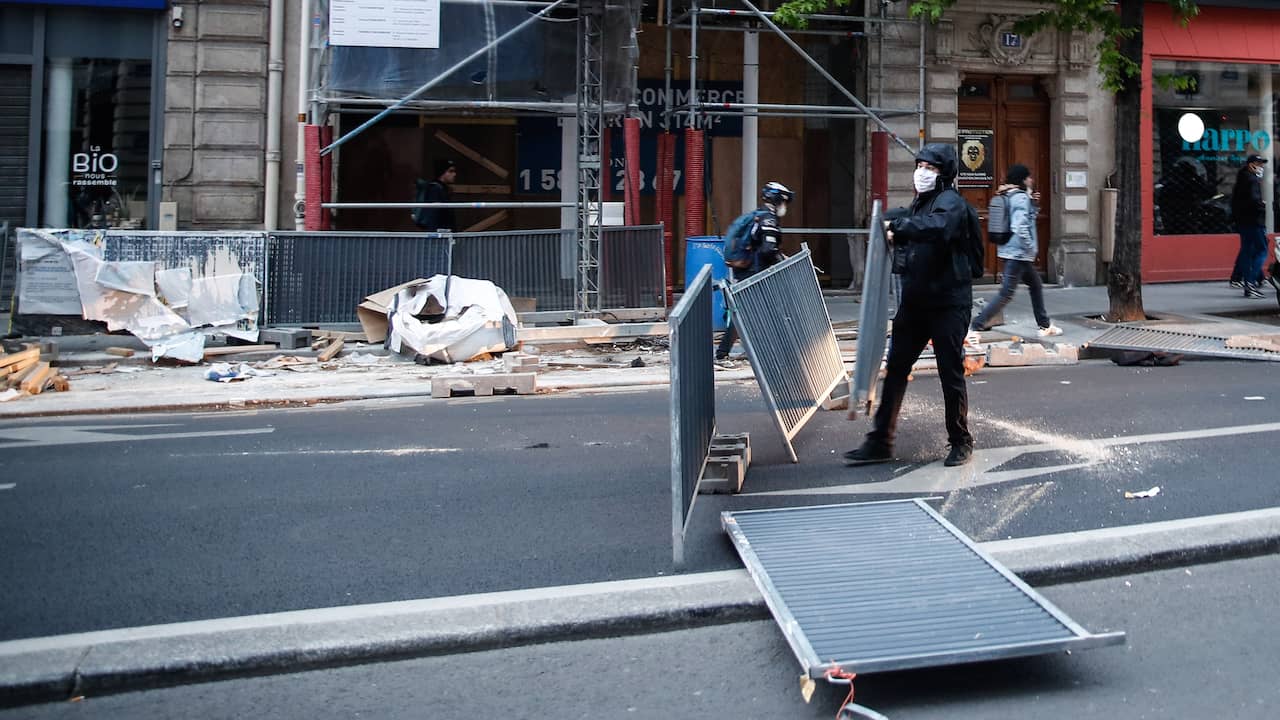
[1246,284,1265,299]
[1229,280,1244,290]
[943,443,973,467]
[714,351,729,361]
[843,441,893,466]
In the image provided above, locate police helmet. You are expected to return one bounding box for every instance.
[760,181,795,205]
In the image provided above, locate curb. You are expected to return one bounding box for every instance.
[2,506,1279,707]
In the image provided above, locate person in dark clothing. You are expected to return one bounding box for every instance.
[844,143,975,467]
[715,181,793,361]
[413,159,458,232]
[1230,153,1268,298]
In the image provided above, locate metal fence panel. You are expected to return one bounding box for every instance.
[722,499,1125,679]
[102,230,268,320]
[1088,325,1280,362]
[669,265,715,568]
[451,229,573,312]
[266,231,451,326]
[723,248,845,463]
[850,201,892,418]
[601,224,666,312]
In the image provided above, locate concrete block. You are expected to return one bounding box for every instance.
[197,77,264,111]
[199,5,269,40]
[167,40,196,75]
[259,328,312,349]
[197,114,264,148]
[503,353,540,373]
[431,373,537,399]
[194,191,261,222]
[165,76,193,111]
[193,151,264,184]
[987,342,1079,367]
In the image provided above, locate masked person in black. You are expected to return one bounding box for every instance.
[845,143,975,467]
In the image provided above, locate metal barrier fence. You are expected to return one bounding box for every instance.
[722,247,845,463]
[266,231,453,325]
[669,265,715,568]
[850,201,892,418]
[265,225,666,325]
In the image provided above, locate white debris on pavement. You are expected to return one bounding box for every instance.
[1123,486,1161,499]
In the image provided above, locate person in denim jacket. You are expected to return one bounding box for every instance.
[970,164,1062,338]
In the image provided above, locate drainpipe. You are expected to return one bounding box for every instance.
[741,30,758,214]
[294,0,312,230]
[264,0,285,230]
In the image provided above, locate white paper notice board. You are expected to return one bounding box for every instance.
[330,0,441,49]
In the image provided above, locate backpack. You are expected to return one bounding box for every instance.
[987,192,1012,246]
[411,180,431,228]
[952,190,986,279]
[723,209,768,270]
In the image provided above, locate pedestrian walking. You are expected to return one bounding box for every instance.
[1229,153,1268,298]
[970,164,1062,337]
[844,144,976,468]
[413,159,458,232]
[715,181,793,361]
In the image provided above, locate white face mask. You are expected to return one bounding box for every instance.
[913,167,939,193]
[775,203,788,218]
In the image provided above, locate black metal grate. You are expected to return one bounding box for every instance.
[669,265,715,567]
[723,500,1125,678]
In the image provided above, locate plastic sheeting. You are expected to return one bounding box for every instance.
[316,0,638,107]
[385,274,518,363]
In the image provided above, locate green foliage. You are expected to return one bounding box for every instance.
[774,0,1199,93]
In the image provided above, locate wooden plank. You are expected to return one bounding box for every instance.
[310,330,368,342]
[518,322,669,343]
[434,130,509,180]
[318,339,345,362]
[463,210,509,233]
[7,361,38,388]
[452,184,511,196]
[51,375,71,392]
[202,345,277,359]
[20,362,53,394]
[0,348,38,369]
[105,346,136,358]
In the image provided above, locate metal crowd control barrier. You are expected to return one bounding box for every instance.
[722,247,845,463]
[266,231,453,325]
[669,265,715,568]
[849,200,892,419]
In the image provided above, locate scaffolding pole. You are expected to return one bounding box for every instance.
[575,0,606,319]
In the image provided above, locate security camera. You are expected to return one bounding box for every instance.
[171,6,184,29]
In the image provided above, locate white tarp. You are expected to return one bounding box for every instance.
[15,229,99,314]
[385,275,518,363]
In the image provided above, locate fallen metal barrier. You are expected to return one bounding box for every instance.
[669,265,715,568]
[723,247,845,462]
[1088,325,1280,362]
[849,200,891,419]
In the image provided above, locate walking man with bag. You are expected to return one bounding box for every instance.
[970,164,1062,337]
[1229,153,1269,298]
[715,181,794,361]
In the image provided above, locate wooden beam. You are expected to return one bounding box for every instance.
[318,339,345,362]
[202,344,278,359]
[463,210,509,233]
[104,346,136,358]
[0,348,38,369]
[20,362,53,394]
[309,330,368,342]
[434,130,509,180]
[452,184,512,196]
[517,322,670,343]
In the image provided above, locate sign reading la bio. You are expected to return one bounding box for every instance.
[72,146,119,188]
[330,0,441,49]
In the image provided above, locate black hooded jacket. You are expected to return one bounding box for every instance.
[1231,166,1265,227]
[888,143,974,309]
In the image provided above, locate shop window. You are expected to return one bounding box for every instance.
[41,58,152,229]
[1152,59,1278,235]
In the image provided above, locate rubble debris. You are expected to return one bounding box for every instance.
[202,344,278,360]
[503,352,540,373]
[377,275,518,363]
[318,339,345,362]
[1123,486,1161,500]
[986,341,1079,367]
[104,347,136,358]
[431,372,536,399]
[20,363,55,394]
[204,362,275,383]
[258,327,313,349]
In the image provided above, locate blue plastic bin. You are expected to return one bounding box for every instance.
[685,235,728,331]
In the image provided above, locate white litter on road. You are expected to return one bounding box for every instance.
[1123,486,1161,499]
[1244,396,1266,401]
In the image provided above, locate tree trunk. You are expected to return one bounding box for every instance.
[1108,0,1146,322]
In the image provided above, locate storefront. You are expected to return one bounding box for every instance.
[1143,0,1280,282]
[0,0,166,231]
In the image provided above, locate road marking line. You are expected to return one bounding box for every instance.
[0,484,15,491]
[168,448,460,457]
[0,425,274,449]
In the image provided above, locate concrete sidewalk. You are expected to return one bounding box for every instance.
[2,506,1278,707]
[1,281,1277,419]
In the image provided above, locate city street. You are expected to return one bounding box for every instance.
[5,553,1277,719]
[3,359,1280,640]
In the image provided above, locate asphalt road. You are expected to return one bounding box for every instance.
[3,359,1280,640]
[6,553,1277,719]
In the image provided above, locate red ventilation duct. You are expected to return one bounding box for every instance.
[683,128,705,238]
[624,117,641,225]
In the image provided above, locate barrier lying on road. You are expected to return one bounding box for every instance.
[1088,325,1280,362]
[722,247,845,463]
[849,200,891,419]
[670,265,715,568]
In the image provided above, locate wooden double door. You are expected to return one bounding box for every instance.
[957,76,1051,277]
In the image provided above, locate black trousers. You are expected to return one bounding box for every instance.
[867,302,973,449]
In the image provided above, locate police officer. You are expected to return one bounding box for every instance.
[715,181,793,360]
[845,144,975,467]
